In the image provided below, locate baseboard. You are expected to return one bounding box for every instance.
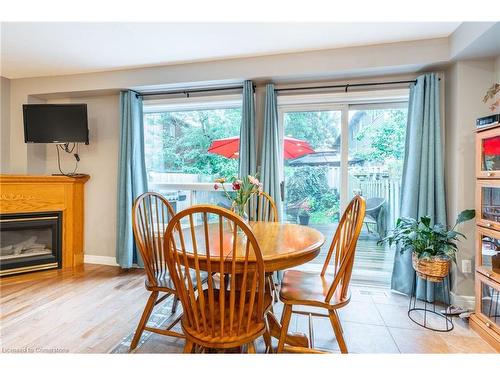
[83,255,119,267]
[450,291,475,310]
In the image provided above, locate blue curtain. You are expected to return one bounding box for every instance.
[391,73,447,301]
[260,83,282,218]
[116,91,148,268]
[239,80,256,177]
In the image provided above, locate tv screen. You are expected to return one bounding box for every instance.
[23,104,89,144]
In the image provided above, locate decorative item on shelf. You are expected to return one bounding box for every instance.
[214,174,263,221]
[483,82,500,113]
[381,209,476,280]
[298,200,311,226]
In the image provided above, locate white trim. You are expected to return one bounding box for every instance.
[277,88,409,107]
[84,255,119,267]
[143,94,242,112]
[450,292,475,310]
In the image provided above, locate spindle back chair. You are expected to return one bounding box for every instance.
[164,205,270,352]
[246,191,278,222]
[277,195,366,353]
[321,194,366,303]
[130,192,183,350]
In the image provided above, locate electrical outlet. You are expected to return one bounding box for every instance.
[462,259,472,274]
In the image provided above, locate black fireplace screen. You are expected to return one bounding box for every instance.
[0,211,62,276]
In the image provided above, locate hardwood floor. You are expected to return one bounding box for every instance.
[0,264,497,353]
[0,264,148,353]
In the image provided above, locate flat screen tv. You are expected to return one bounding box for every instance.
[23,104,89,144]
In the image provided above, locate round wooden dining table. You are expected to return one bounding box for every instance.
[178,221,325,272]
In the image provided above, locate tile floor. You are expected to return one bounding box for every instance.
[122,285,496,354]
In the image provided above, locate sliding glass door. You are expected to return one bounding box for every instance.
[279,99,408,287]
[347,105,408,286]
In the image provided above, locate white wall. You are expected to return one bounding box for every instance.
[445,57,498,298]
[1,77,10,172]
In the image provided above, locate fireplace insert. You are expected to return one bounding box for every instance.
[0,211,62,276]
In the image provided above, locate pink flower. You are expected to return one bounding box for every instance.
[248,175,260,185]
[214,184,219,190]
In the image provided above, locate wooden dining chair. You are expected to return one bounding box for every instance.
[130,192,184,350]
[246,191,280,302]
[163,205,272,353]
[277,195,366,354]
[246,191,278,222]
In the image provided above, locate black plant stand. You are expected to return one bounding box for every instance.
[407,273,454,332]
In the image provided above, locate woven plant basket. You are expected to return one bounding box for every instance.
[412,252,450,282]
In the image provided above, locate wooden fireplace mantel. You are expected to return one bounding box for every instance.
[0,174,90,272]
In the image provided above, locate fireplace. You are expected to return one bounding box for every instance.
[0,211,62,276]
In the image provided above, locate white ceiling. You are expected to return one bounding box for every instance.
[0,22,461,79]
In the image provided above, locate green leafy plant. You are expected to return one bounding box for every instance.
[379,209,475,262]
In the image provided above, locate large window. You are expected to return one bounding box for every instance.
[143,96,242,212]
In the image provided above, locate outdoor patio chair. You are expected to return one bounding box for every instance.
[363,197,387,238]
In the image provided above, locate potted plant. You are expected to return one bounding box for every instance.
[298,200,311,226]
[380,209,475,281]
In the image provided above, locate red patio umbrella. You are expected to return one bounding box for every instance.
[208,136,314,160]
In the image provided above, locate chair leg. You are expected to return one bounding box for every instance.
[130,291,159,351]
[171,295,179,314]
[247,341,256,353]
[328,310,348,354]
[277,304,293,353]
[334,310,343,334]
[263,314,273,353]
[183,340,194,353]
[267,274,278,303]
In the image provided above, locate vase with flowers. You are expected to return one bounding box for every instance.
[214,174,263,221]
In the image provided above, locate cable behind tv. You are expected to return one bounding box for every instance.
[56,142,80,176]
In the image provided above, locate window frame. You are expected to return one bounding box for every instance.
[278,88,409,212]
[142,94,244,196]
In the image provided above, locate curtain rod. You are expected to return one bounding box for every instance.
[274,79,437,93]
[136,84,255,98]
